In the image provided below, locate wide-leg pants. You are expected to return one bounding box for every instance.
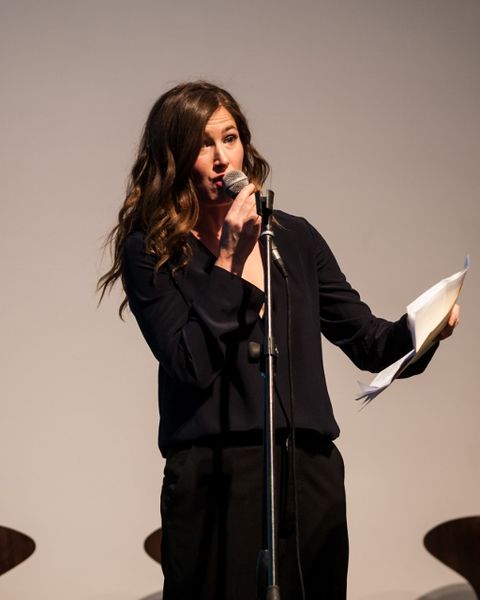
[160,434,348,600]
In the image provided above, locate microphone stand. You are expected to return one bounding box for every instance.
[254,189,281,600]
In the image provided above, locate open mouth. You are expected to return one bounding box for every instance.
[212,175,225,188]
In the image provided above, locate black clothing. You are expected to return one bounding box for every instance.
[160,436,348,600]
[124,210,438,599]
[123,210,436,455]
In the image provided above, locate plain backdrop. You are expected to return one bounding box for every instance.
[1,1,479,598]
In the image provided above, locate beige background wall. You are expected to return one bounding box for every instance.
[1,1,479,598]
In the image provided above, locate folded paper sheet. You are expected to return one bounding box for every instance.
[356,257,469,405]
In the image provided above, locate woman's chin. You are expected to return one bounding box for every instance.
[199,191,232,207]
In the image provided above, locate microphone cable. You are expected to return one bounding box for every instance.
[278,257,306,600]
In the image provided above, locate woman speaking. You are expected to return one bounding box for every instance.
[98,81,459,600]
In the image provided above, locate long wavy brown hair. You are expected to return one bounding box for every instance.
[98,81,270,316]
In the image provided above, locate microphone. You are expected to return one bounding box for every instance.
[223,170,287,278]
[223,170,249,199]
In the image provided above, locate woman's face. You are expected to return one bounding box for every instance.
[192,106,244,204]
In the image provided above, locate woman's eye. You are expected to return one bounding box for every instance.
[224,134,238,144]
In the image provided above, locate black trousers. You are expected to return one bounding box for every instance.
[160,434,348,600]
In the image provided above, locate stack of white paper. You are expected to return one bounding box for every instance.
[356,257,469,405]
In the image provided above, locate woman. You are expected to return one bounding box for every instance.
[99,81,459,600]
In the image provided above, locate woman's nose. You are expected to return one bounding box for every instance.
[213,143,228,167]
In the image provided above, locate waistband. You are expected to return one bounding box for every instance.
[164,428,333,457]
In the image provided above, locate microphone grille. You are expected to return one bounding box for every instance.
[223,170,249,198]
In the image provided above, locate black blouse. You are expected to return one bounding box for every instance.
[123,211,436,455]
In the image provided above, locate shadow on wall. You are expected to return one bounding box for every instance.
[417,582,476,600]
[138,592,162,600]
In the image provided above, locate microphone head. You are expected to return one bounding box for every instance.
[223,170,249,199]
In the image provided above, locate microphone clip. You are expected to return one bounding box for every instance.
[255,189,274,218]
[256,190,287,279]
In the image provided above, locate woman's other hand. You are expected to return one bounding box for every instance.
[438,303,460,341]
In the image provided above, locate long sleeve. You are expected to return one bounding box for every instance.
[123,232,264,390]
[290,216,437,375]
[123,216,438,453]
[305,220,411,371]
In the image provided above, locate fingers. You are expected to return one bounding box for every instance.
[448,303,460,327]
[216,184,260,275]
[223,183,259,237]
[226,183,258,223]
[438,304,460,341]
